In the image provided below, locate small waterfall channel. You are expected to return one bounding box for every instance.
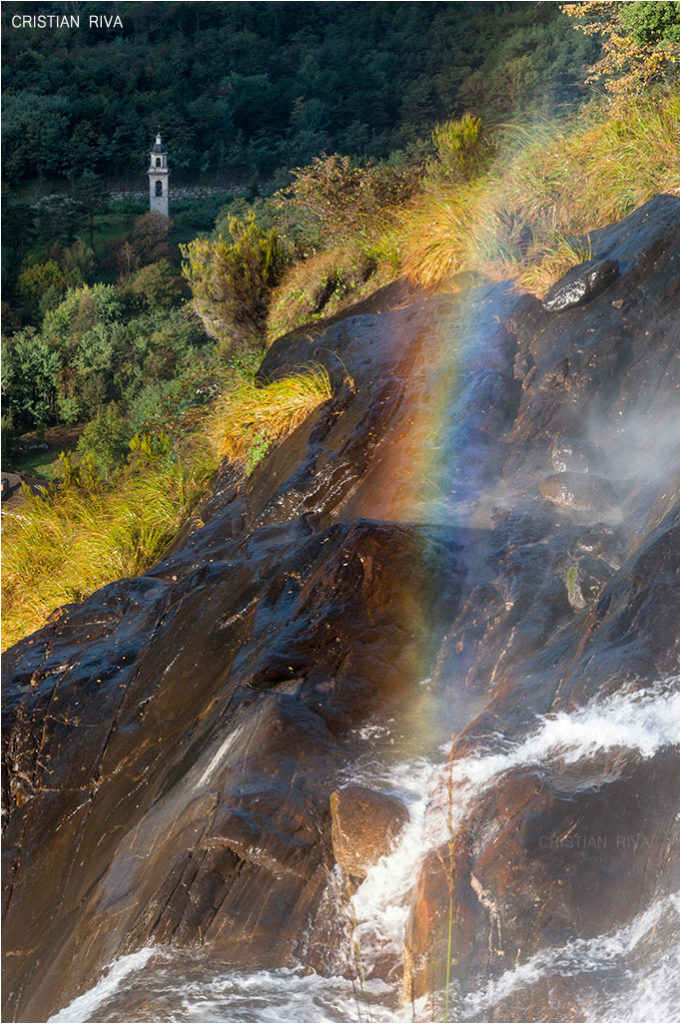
[50,680,679,1023]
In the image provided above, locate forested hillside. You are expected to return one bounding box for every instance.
[2,1,597,188]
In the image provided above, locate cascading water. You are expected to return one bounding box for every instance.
[50,678,679,1023]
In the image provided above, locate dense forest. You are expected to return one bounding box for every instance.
[2,2,598,188]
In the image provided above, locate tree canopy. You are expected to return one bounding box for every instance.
[2,2,598,188]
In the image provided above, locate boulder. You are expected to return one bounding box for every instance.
[542,258,619,312]
[539,471,616,512]
[330,785,409,880]
[403,748,679,1016]
[574,524,623,569]
[551,437,606,474]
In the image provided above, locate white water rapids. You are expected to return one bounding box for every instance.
[50,679,679,1023]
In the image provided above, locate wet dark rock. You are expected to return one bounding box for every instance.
[330,786,409,880]
[574,524,624,569]
[551,436,606,474]
[404,745,679,1009]
[2,196,678,1023]
[542,258,619,312]
[539,471,617,512]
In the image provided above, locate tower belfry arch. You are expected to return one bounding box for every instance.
[148,134,169,217]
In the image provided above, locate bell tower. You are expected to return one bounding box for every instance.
[148,134,169,218]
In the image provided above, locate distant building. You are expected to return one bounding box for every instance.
[148,134,169,217]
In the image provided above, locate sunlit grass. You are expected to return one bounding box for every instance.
[515,236,593,298]
[2,358,335,650]
[206,363,334,465]
[400,91,679,290]
[1,455,214,650]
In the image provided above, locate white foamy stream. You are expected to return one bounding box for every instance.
[50,680,679,1023]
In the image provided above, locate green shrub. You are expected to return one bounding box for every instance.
[181,211,290,347]
[427,114,494,185]
[276,152,418,245]
[77,402,132,477]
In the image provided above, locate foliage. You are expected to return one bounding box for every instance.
[1,443,215,650]
[427,114,494,185]
[2,278,212,439]
[207,364,333,465]
[277,153,418,245]
[73,171,109,249]
[129,211,174,266]
[1,350,331,648]
[562,1,680,94]
[1,327,60,429]
[121,260,187,311]
[181,212,290,347]
[16,258,66,309]
[2,4,596,189]
[77,402,132,476]
[400,90,679,288]
[266,243,395,344]
[1,409,21,463]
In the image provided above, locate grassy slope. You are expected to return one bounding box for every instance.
[2,91,678,651]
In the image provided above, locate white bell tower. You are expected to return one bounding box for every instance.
[148,134,169,217]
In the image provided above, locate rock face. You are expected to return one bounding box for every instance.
[541,258,619,311]
[551,436,605,473]
[330,786,409,881]
[2,196,679,1023]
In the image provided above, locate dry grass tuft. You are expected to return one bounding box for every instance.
[2,456,213,650]
[208,363,334,465]
[515,236,593,298]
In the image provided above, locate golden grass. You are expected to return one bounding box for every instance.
[515,236,593,298]
[206,363,334,465]
[2,360,334,650]
[2,457,214,650]
[400,91,680,290]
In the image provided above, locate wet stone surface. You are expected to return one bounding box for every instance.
[2,196,679,1023]
[542,258,619,312]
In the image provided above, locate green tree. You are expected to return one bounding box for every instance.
[77,402,131,477]
[73,171,109,250]
[129,211,174,267]
[123,260,186,311]
[563,1,680,94]
[16,259,66,312]
[1,328,60,429]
